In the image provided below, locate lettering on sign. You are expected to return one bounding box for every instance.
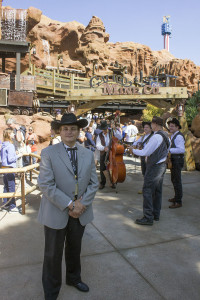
[90,75,132,88]
[102,84,160,96]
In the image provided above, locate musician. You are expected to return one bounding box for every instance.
[96,120,122,189]
[38,113,99,299]
[132,121,153,176]
[130,116,170,225]
[167,118,185,208]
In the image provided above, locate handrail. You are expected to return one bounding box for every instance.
[22,64,90,97]
[0,153,41,215]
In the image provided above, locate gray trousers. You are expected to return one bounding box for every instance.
[143,162,166,220]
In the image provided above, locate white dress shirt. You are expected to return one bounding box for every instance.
[170,131,185,154]
[133,133,152,147]
[133,132,170,164]
[96,129,122,151]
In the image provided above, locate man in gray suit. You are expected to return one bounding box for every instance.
[38,113,99,300]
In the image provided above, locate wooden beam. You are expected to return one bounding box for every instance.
[76,100,109,116]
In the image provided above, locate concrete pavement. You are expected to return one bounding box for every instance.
[0,157,200,300]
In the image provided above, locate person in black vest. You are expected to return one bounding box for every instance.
[130,116,170,225]
[96,120,122,189]
[167,118,185,208]
[133,121,153,176]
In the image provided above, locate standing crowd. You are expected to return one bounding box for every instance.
[0,118,38,213]
[0,112,185,300]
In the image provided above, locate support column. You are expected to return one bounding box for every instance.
[16,52,21,91]
[2,57,5,72]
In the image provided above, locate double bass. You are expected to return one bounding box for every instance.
[104,121,126,186]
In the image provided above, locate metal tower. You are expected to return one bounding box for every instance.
[161,16,172,51]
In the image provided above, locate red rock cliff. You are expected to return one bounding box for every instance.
[1,6,200,93]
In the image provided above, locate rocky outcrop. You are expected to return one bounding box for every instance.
[1,6,200,92]
[0,113,52,153]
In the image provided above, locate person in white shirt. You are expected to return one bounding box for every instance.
[167,118,185,209]
[96,120,122,189]
[133,121,153,176]
[130,116,170,226]
[124,120,138,145]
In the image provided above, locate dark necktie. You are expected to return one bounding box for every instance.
[67,147,77,175]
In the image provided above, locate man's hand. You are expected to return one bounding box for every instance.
[104,146,109,152]
[68,198,86,218]
[127,145,133,153]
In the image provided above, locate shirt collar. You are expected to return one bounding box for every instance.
[63,143,77,150]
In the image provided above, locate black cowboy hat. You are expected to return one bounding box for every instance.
[142,121,151,128]
[151,116,163,127]
[99,120,109,130]
[167,118,182,129]
[58,113,88,128]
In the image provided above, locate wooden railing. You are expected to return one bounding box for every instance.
[23,65,90,97]
[0,153,41,215]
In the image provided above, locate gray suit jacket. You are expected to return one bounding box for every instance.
[37,142,99,229]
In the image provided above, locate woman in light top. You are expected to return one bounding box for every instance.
[1,128,22,212]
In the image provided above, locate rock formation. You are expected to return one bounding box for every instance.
[1,6,200,93]
[0,113,53,153]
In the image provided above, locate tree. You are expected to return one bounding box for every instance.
[142,104,165,122]
[185,91,200,125]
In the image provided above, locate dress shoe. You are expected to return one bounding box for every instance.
[168,198,175,202]
[135,217,153,226]
[99,184,105,190]
[110,183,116,189]
[154,216,159,221]
[66,281,89,292]
[169,202,182,209]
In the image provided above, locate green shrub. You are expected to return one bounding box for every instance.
[185,91,200,124]
[142,104,165,122]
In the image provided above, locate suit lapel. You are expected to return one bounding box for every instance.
[57,142,74,175]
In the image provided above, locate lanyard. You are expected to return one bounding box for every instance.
[63,143,78,200]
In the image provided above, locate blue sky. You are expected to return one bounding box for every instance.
[4,0,200,66]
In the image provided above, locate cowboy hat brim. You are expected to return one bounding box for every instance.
[58,119,88,128]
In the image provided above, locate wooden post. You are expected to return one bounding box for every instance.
[2,57,5,72]
[179,112,196,171]
[16,52,21,91]
[52,69,56,94]
[21,172,26,215]
[29,156,32,182]
[70,73,75,89]
[0,0,3,40]
[32,64,36,76]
